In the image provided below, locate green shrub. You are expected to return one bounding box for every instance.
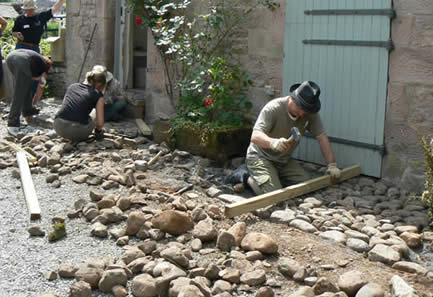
[414,136,433,220]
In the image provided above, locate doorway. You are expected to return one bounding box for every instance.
[114,0,148,91]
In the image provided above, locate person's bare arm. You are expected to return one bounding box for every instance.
[51,0,66,15]
[0,17,7,33]
[95,97,105,130]
[32,73,48,105]
[12,32,24,41]
[317,133,341,182]
[316,133,336,165]
[251,130,275,150]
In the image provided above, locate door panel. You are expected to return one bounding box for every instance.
[283,0,392,177]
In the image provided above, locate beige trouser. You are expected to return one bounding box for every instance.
[54,117,94,143]
[246,158,309,195]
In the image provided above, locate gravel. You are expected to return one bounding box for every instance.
[0,165,123,297]
[0,113,124,297]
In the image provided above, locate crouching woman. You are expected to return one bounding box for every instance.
[54,70,106,143]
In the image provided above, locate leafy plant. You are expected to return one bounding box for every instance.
[177,56,253,125]
[128,0,278,127]
[413,136,433,220]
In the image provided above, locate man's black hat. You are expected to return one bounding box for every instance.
[289,81,321,113]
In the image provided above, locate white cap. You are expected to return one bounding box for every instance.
[23,0,37,10]
[92,65,113,82]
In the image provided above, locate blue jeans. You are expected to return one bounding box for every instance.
[15,42,41,98]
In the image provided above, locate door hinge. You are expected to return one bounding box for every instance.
[304,9,396,18]
[302,39,394,51]
[304,132,386,155]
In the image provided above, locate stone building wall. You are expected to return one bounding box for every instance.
[382,0,433,192]
[241,0,286,119]
[65,0,115,87]
[47,64,67,99]
[143,31,176,123]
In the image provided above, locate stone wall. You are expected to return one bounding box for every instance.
[143,31,176,123]
[47,63,67,99]
[242,0,286,119]
[382,0,433,192]
[65,0,115,87]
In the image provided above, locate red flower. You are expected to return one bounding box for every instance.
[157,23,162,28]
[204,98,213,107]
[135,17,142,26]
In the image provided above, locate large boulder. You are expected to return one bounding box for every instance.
[192,218,218,242]
[227,222,246,246]
[75,267,103,289]
[126,211,147,236]
[68,281,91,297]
[131,273,158,297]
[98,269,128,293]
[337,270,367,297]
[241,232,278,254]
[151,210,193,235]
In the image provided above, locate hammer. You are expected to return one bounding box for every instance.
[287,127,301,145]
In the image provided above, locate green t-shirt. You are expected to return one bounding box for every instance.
[246,96,325,164]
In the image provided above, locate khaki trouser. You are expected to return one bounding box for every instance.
[54,117,94,143]
[246,158,309,195]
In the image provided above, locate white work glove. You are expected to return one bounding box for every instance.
[270,137,291,153]
[326,163,341,181]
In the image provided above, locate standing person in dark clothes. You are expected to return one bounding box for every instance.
[54,70,106,143]
[6,49,52,137]
[0,16,8,87]
[13,0,65,52]
[12,0,65,110]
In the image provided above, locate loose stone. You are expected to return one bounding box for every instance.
[368,244,401,265]
[390,275,417,297]
[28,224,45,236]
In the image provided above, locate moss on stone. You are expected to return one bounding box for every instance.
[48,222,66,242]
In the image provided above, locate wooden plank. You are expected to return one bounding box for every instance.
[2,140,37,163]
[224,165,361,218]
[16,151,41,220]
[218,194,247,204]
[148,151,163,166]
[136,118,152,136]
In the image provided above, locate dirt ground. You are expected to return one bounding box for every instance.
[141,164,433,297]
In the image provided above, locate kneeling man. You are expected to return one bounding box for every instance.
[246,81,341,195]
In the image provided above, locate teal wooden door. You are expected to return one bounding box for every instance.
[283,0,393,177]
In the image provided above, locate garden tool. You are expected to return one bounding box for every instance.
[287,126,301,145]
[270,126,302,152]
